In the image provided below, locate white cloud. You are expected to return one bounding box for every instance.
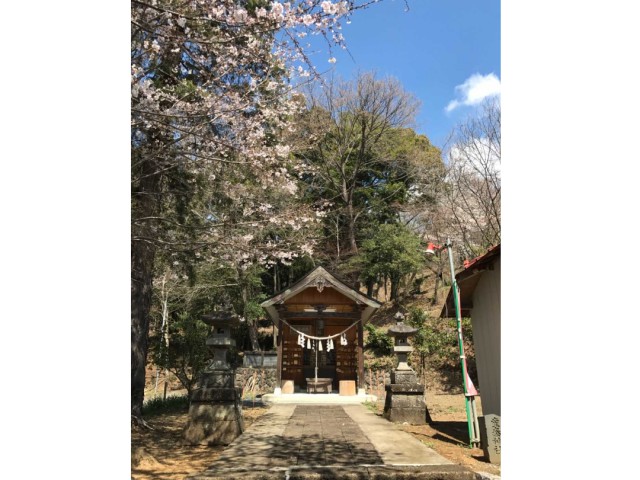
[448,138,501,177]
[445,73,501,113]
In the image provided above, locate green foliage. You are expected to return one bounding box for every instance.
[364,323,394,356]
[461,317,473,344]
[294,74,444,265]
[244,297,266,323]
[398,307,476,383]
[262,255,316,295]
[359,224,424,278]
[364,354,396,371]
[360,128,443,224]
[151,312,210,395]
[142,394,190,417]
[404,307,458,367]
[407,308,445,358]
[363,400,379,413]
[353,223,425,300]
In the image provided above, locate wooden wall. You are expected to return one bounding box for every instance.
[470,257,501,416]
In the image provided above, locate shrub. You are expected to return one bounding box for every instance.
[364,354,396,370]
[364,323,394,355]
[142,394,190,416]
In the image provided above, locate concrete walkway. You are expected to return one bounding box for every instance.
[188,404,475,479]
[261,392,378,405]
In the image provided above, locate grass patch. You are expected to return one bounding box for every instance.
[142,394,190,416]
[363,401,379,413]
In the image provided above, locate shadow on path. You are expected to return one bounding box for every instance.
[188,405,475,479]
[211,405,382,470]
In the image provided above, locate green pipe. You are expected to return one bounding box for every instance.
[447,240,476,448]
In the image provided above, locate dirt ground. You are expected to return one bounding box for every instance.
[396,393,500,477]
[132,403,269,480]
[131,394,500,479]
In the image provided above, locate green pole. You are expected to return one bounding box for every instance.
[446,240,476,448]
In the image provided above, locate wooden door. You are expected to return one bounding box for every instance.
[331,325,358,388]
[281,324,304,388]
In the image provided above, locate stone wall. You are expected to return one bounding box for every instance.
[363,368,392,397]
[234,367,393,397]
[233,367,443,398]
[234,367,278,397]
[242,351,278,368]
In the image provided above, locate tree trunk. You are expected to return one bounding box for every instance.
[131,151,161,420]
[384,276,388,300]
[346,201,358,253]
[154,275,169,394]
[342,176,358,253]
[131,237,156,419]
[432,264,443,305]
[390,275,400,302]
[334,216,341,260]
[366,279,375,298]
[240,272,261,351]
[248,319,261,351]
[273,264,279,294]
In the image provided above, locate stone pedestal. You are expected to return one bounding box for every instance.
[383,370,432,424]
[183,370,244,446]
[391,369,418,384]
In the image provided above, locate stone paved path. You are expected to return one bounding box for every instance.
[281,405,383,466]
[188,404,474,480]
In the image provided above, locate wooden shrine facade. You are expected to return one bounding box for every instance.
[261,267,381,393]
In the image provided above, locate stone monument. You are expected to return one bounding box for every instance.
[183,311,244,445]
[479,414,501,464]
[383,318,432,424]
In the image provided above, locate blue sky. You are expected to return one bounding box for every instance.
[307,0,501,149]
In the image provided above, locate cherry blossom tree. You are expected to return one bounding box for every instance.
[131,1,379,422]
[442,98,501,257]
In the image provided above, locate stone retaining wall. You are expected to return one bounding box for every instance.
[234,367,394,397]
[364,368,392,397]
[233,366,453,398]
[235,367,278,397]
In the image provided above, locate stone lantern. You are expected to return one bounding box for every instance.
[183,311,244,445]
[203,311,238,370]
[383,317,431,425]
[388,320,418,374]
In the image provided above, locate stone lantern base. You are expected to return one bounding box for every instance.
[183,370,244,445]
[383,369,432,425]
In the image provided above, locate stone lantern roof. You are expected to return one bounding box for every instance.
[201,311,240,326]
[387,321,418,336]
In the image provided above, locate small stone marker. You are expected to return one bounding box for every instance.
[479,414,501,464]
